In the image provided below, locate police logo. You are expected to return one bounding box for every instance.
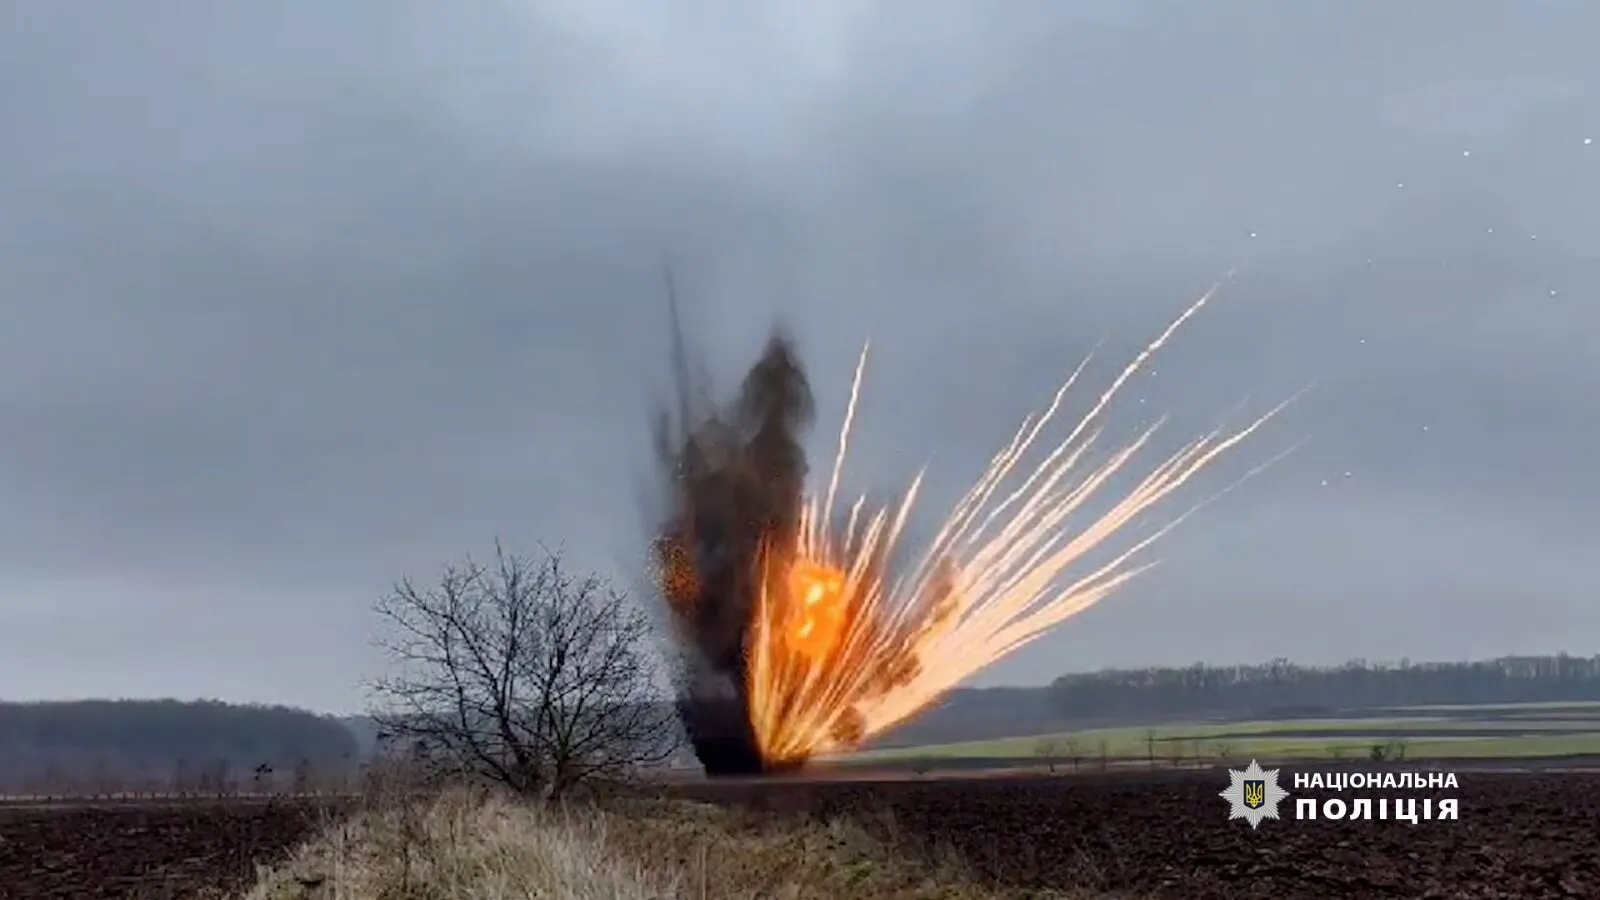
[1242,779,1266,809]
[1221,760,1289,829]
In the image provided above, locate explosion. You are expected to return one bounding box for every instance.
[653,284,1288,774]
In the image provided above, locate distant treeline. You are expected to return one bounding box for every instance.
[0,699,362,794]
[8,655,1600,784]
[876,654,1600,747]
[1048,655,1600,718]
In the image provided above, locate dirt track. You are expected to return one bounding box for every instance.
[665,769,1600,899]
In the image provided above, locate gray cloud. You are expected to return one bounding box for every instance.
[2,1,1597,711]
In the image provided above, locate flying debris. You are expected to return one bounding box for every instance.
[651,280,1288,774]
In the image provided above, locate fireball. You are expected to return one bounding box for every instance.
[783,560,849,660]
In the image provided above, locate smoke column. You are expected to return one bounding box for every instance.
[650,269,817,775]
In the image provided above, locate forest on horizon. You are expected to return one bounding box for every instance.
[4,653,1599,790]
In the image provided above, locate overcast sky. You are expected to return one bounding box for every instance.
[2,1,1597,713]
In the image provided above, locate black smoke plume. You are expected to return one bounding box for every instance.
[650,270,815,776]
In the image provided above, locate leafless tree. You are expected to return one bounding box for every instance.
[168,757,190,797]
[293,757,314,795]
[1033,738,1061,773]
[368,543,679,800]
[88,754,118,799]
[1062,737,1082,772]
[203,758,233,797]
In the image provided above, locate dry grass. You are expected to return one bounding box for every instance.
[602,796,990,899]
[239,787,663,900]
[235,786,1115,900]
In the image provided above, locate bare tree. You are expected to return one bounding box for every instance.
[1062,737,1082,772]
[170,758,193,797]
[88,754,118,799]
[195,758,230,797]
[368,543,679,800]
[292,757,314,795]
[1033,738,1061,773]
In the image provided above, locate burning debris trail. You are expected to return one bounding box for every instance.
[653,282,1289,774]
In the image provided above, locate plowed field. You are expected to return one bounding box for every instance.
[0,799,338,899]
[666,770,1600,899]
[2,772,1594,899]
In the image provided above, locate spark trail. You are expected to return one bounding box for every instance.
[745,285,1293,763]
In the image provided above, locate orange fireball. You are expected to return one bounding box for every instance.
[783,559,848,660]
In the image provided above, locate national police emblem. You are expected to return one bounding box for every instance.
[1221,759,1289,829]
[1242,778,1266,809]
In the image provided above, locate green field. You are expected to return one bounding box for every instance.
[850,702,1600,763]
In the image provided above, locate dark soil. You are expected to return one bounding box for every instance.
[666,770,1600,899]
[5,773,1596,899]
[0,798,343,899]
